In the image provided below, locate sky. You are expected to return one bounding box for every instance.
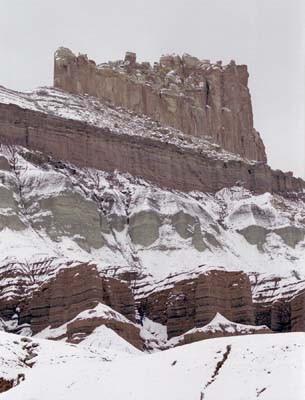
[0,0,304,177]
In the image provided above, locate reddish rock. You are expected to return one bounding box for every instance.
[54,48,266,162]
[290,292,305,331]
[66,304,143,350]
[138,269,255,338]
[0,103,303,196]
[255,290,305,333]
[0,378,13,393]
[18,263,136,335]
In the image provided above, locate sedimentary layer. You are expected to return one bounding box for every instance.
[0,95,303,196]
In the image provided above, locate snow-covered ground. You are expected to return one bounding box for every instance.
[0,330,304,400]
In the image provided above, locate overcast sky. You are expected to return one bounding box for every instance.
[0,0,304,177]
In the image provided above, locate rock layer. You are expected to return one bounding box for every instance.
[255,289,305,333]
[138,270,255,338]
[0,102,304,196]
[20,263,136,334]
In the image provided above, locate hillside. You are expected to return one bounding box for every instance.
[0,331,304,400]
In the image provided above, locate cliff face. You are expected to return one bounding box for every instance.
[21,264,136,332]
[54,47,267,162]
[137,270,255,339]
[0,88,303,196]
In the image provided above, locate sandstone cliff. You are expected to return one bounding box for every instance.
[0,87,303,196]
[54,48,267,162]
[137,270,255,339]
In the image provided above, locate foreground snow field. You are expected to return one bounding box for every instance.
[0,331,304,400]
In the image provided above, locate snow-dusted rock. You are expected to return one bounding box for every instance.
[169,313,271,346]
[0,146,304,340]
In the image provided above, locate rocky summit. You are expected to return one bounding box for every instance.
[0,48,304,399]
[54,48,266,162]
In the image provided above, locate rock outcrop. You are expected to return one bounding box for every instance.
[66,303,143,350]
[169,313,271,346]
[0,262,141,347]
[255,289,305,333]
[0,378,13,393]
[54,48,267,162]
[137,270,255,338]
[20,263,136,332]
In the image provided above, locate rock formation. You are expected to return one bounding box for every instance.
[0,48,304,353]
[0,378,13,393]
[0,139,303,347]
[169,313,271,346]
[0,262,142,348]
[66,303,143,350]
[54,48,266,162]
[137,270,255,338]
[255,289,305,333]
[21,263,136,332]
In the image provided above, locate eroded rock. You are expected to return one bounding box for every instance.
[54,48,267,162]
[19,263,136,334]
[138,270,254,338]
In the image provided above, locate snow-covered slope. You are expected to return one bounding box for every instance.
[0,330,304,400]
[0,145,304,309]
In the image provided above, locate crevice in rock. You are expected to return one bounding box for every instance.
[200,344,232,398]
[205,80,210,107]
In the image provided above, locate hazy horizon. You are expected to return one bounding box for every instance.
[0,0,304,177]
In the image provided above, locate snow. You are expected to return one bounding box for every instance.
[0,330,304,399]
[79,325,140,357]
[142,317,167,341]
[140,317,168,350]
[72,303,131,324]
[34,322,68,341]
